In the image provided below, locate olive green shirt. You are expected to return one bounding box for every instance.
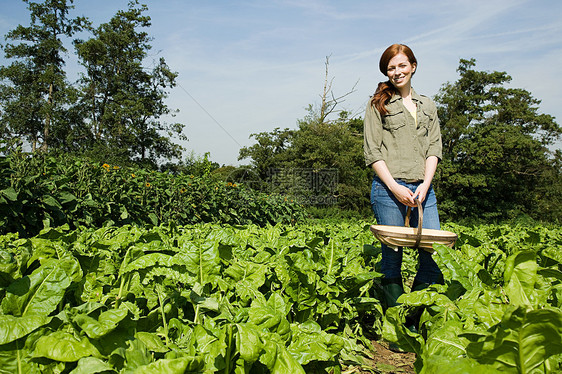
[363,88,442,181]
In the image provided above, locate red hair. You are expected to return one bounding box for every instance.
[371,44,417,115]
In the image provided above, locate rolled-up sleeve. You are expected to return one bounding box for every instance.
[425,101,442,161]
[363,101,384,167]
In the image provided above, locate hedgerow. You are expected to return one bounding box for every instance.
[0,152,306,237]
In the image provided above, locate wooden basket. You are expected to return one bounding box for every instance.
[369,198,457,253]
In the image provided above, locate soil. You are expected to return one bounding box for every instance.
[342,340,417,374]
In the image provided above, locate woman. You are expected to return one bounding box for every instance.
[363,44,443,310]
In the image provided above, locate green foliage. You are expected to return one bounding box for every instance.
[0,219,561,372]
[381,221,562,372]
[0,0,87,152]
[74,0,185,166]
[239,110,371,211]
[0,0,184,167]
[0,220,381,373]
[161,151,221,177]
[435,58,562,223]
[0,152,305,237]
[238,127,296,180]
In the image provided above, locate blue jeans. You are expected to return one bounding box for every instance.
[370,176,443,284]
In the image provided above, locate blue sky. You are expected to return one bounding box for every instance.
[1,0,561,165]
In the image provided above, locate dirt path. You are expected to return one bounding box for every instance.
[343,340,417,374]
[368,341,416,373]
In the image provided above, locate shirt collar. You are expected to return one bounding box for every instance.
[388,87,424,104]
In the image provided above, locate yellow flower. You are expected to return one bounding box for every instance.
[113,166,120,170]
[146,183,151,188]
[102,163,110,170]
[180,188,186,194]
[131,173,136,178]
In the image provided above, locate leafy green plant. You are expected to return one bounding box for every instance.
[0,152,306,237]
[0,218,560,372]
[0,220,382,372]
[382,222,562,373]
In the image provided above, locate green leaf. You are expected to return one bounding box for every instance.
[41,195,63,210]
[1,259,72,317]
[73,306,128,339]
[382,307,424,354]
[433,243,485,291]
[464,306,562,372]
[177,239,221,286]
[503,251,539,307]
[248,293,291,343]
[538,268,562,282]
[132,356,205,374]
[148,213,159,226]
[0,250,19,287]
[225,260,268,302]
[189,290,220,313]
[236,323,263,363]
[59,191,78,204]
[225,259,268,288]
[260,340,306,374]
[120,337,152,370]
[135,331,168,353]
[0,334,40,374]
[69,357,113,374]
[192,324,227,371]
[0,188,18,202]
[470,288,508,328]
[420,354,503,374]
[0,314,52,345]
[287,321,344,365]
[422,319,468,359]
[122,253,174,274]
[33,331,101,362]
[398,287,457,311]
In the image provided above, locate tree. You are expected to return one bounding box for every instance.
[238,58,368,210]
[238,127,296,181]
[291,110,368,210]
[74,0,184,167]
[316,55,358,124]
[434,59,562,221]
[0,0,87,152]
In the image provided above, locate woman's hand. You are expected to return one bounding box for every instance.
[390,183,416,207]
[413,181,431,203]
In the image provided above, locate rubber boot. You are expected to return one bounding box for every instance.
[381,278,405,352]
[381,277,404,310]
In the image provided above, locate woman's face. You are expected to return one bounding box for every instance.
[386,53,416,91]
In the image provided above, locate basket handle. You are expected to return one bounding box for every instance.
[404,198,423,248]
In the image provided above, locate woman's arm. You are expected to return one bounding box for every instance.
[413,155,439,203]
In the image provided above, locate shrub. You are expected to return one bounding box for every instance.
[0,152,306,237]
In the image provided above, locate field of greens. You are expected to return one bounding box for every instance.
[0,218,561,373]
